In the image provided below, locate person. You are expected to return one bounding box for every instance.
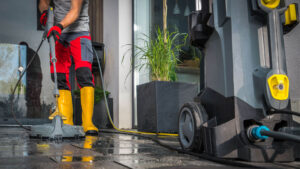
[39,0,98,135]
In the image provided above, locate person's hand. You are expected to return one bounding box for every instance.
[47,24,64,42]
[40,10,48,26]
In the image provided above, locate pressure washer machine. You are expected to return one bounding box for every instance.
[178,0,300,162]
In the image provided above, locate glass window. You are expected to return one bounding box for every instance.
[133,0,200,127]
[0,44,50,124]
[151,0,194,35]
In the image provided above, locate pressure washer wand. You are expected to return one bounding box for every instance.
[46,7,60,113]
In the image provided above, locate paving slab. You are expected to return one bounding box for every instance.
[0,127,299,169]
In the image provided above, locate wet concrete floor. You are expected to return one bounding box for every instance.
[0,127,299,169]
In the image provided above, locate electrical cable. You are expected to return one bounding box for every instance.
[93,47,178,137]
[261,130,300,143]
[10,37,46,131]
[94,48,270,169]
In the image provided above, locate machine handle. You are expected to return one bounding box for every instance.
[267,8,288,73]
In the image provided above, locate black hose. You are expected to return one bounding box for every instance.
[93,47,267,169]
[99,130,267,169]
[10,38,45,131]
[261,130,300,143]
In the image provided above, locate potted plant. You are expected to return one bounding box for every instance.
[131,28,198,133]
[73,87,113,129]
[134,28,186,81]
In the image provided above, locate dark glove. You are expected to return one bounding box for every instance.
[40,10,48,26]
[47,24,64,42]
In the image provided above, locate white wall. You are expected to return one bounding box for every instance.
[103,0,133,129]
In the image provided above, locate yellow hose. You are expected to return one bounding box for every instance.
[106,108,178,136]
[96,47,178,137]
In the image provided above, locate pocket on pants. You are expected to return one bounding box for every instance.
[80,38,93,64]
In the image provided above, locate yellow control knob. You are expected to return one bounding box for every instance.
[261,0,280,9]
[263,0,275,3]
[267,74,289,100]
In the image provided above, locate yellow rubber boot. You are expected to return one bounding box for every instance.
[49,90,74,125]
[81,87,98,135]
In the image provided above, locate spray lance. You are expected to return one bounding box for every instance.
[45,7,65,120]
[28,7,85,139]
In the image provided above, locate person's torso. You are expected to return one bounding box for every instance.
[53,0,89,33]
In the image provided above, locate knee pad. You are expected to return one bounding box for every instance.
[76,67,94,88]
[51,73,70,90]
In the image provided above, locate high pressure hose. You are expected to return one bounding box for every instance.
[99,130,267,169]
[7,25,300,168]
[9,39,261,168]
[248,125,300,143]
[10,37,46,131]
[261,130,300,143]
[10,6,52,131]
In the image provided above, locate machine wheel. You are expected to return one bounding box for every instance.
[178,102,208,152]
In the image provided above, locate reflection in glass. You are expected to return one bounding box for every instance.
[0,44,27,118]
[133,0,198,126]
[20,42,43,118]
[173,0,181,15]
[184,0,191,16]
[0,42,52,124]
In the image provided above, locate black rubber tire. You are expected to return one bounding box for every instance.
[178,102,208,153]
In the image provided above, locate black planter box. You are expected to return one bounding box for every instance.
[137,81,197,133]
[74,98,113,129]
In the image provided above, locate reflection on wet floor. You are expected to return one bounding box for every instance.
[0,127,300,169]
[50,136,99,163]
